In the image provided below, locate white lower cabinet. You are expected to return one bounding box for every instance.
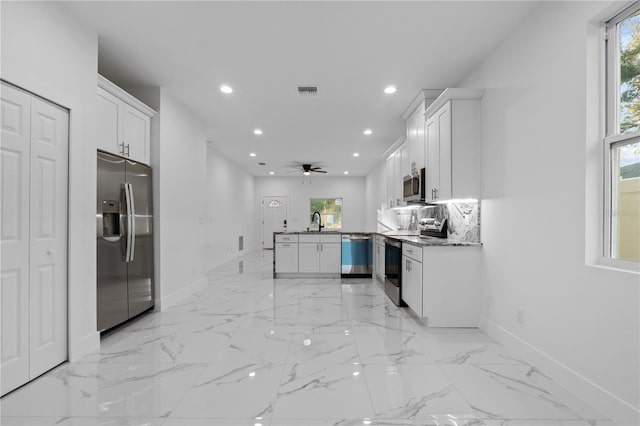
[275,243,298,273]
[401,243,423,316]
[422,246,480,327]
[319,242,341,273]
[298,243,320,272]
[298,234,340,273]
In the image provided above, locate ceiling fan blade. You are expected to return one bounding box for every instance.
[314,170,328,174]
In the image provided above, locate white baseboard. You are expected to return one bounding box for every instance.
[155,276,208,311]
[68,330,100,362]
[481,317,640,425]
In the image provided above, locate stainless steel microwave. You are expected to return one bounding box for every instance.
[403,167,426,203]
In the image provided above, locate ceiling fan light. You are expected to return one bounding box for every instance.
[303,171,311,176]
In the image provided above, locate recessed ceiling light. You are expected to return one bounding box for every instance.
[220,85,233,94]
[344,171,349,175]
[384,85,397,94]
[363,129,372,135]
[254,129,263,135]
[269,171,275,175]
[249,152,256,157]
[353,152,360,157]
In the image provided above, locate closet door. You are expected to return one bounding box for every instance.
[28,96,68,378]
[0,84,31,395]
[0,83,68,395]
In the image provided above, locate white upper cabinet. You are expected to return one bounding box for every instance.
[424,88,483,202]
[97,75,155,165]
[402,90,442,174]
[385,140,407,208]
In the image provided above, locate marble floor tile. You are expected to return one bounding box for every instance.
[68,363,206,418]
[0,418,165,426]
[1,250,613,426]
[272,364,374,419]
[353,329,434,364]
[169,362,284,419]
[424,342,528,365]
[440,364,607,421]
[363,364,475,420]
[212,331,292,365]
[288,332,360,364]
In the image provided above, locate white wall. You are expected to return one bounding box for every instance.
[1,1,100,358]
[364,160,386,231]
[206,145,257,269]
[255,176,367,237]
[153,90,209,309]
[458,2,639,423]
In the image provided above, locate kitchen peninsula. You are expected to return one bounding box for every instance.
[273,229,482,327]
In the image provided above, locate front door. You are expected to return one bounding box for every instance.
[261,195,288,249]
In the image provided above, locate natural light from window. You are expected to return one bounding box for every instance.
[309,198,343,230]
[608,6,640,262]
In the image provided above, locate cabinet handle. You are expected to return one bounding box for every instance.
[434,188,438,200]
[282,244,290,247]
[320,243,323,252]
[119,142,125,155]
[125,144,130,157]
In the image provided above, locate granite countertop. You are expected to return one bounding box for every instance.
[385,234,482,247]
[273,230,481,246]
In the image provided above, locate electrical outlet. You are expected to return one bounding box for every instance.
[516,307,525,324]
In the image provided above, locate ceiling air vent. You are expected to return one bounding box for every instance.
[258,162,266,166]
[297,85,319,96]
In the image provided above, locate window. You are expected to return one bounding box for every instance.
[605,3,640,262]
[310,198,342,230]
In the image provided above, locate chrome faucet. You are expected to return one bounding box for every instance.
[311,211,324,232]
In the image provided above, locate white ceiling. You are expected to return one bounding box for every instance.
[64,1,537,177]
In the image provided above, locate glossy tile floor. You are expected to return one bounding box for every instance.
[1,250,613,426]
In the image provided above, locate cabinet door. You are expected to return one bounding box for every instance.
[403,257,423,317]
[122,104,150,165]
[394,147,403,206]
[435,101,452,200]
[319,243,341,273]
[97,88,122,156]
[426,116,439,201]
[415,112,426,171]
[275,243,298,273]
[298,243,319,272]
[386,155,395,208]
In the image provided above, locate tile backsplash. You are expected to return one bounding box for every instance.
[377,201,480,242]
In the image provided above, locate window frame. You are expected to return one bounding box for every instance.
[309,198,343,230]
[603,3,640,262]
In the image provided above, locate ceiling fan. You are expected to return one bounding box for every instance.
[288,163,327,175]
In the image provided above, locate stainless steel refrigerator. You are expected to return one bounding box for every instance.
[97,151,154,331]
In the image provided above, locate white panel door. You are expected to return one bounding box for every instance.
[0,83,31,395]
[262,196,288,249]
[29,96,68,379]
[426,115,438,202]
[0,83,68,396]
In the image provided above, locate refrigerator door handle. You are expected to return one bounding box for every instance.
[129,183,136,262]
[123,183,135,262]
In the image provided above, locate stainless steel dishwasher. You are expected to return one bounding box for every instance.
[341,234,373,278]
